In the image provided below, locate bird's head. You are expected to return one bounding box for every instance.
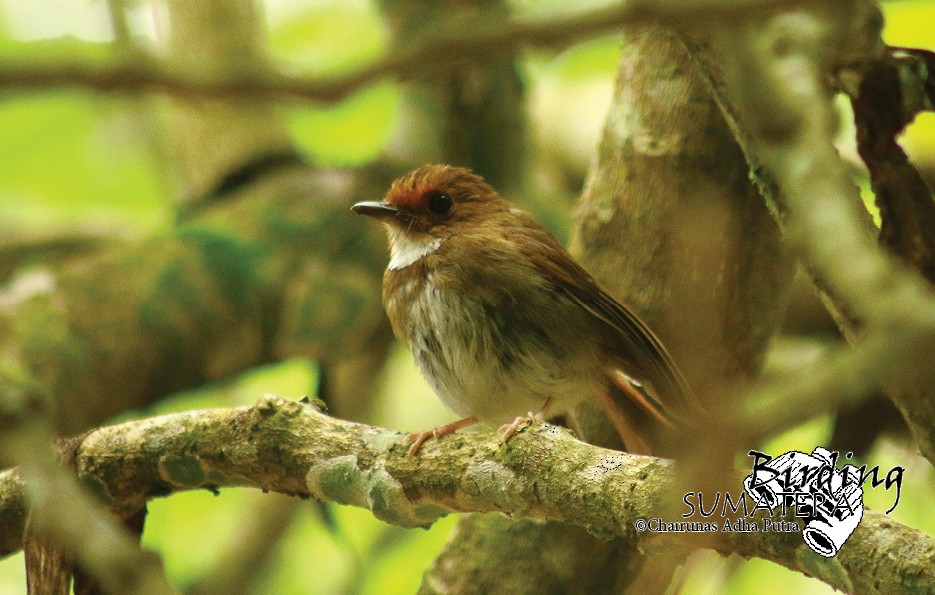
[353,164,509,233]
[352,164,510,268]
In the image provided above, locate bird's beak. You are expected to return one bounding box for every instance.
[351,200,406,222]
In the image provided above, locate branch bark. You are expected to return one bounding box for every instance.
[565,21,795,591]
[694,5,935,462]
[0,395,931,595]
[572,25,792,424]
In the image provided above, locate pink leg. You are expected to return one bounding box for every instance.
[497,397,554,442]
[406,416,479,456]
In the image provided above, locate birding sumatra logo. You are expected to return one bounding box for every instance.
[744,447,899,557]
[666,447,904,557]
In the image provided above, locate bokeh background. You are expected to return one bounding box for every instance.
[1,1,933,593]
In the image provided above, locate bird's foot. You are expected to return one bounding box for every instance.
[405,416,479,456]
[498,410,545,443]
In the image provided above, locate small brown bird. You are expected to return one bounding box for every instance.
[353,165,700,455]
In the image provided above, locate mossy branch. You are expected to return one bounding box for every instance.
[1,395,932,594]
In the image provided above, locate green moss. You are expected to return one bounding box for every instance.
[205,469,231,484]
[78,473,114,504]
[795,547,853,592]
[363,429,404,452]
[463,460,526,513]
[366,473,402,523]
[307,456,446,529]
[161,455,207,487]
[310,455,369,508]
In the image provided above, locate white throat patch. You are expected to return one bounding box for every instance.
[388,232,443,270]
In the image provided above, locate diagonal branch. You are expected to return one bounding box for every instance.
[688,7,935,455]
[0,395,932,594]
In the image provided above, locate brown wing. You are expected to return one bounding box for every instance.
[515,212,701,425]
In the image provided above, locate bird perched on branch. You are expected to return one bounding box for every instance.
[353,164,700,455]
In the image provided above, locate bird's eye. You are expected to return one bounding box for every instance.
[428,193,453,214]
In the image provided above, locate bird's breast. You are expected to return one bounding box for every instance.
[383,262,601,423]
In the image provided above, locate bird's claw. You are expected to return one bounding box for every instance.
[405,430,435,456]
[498,411,544,442]
[405,417,479,456]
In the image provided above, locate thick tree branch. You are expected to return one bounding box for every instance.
[0,395,931,594]
[567,22,794,591]
[690,7,935,456]
[0,232,117,283]
[0,167,386,435]
[869,48,935,124]
[0,2,387,590]
[852,50,935,286]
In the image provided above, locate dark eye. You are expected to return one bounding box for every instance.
[428,193,453,214]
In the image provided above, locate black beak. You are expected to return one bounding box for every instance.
[351,201,405,221]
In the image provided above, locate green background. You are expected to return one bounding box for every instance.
[1,1,933,593]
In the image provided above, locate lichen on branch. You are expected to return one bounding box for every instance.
[1,394,932,594]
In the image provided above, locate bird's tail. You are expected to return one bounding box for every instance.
[598,365,701,455]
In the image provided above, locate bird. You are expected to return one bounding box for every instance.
[352,164,701,455]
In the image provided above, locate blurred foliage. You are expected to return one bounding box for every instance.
[286,83,399,167]
[0,1,933,594]
[267,1,387,74]
[0,93,169,232]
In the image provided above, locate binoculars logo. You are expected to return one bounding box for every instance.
[744,447,864,557]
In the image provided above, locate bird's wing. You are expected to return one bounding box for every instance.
[518,214,702,426]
